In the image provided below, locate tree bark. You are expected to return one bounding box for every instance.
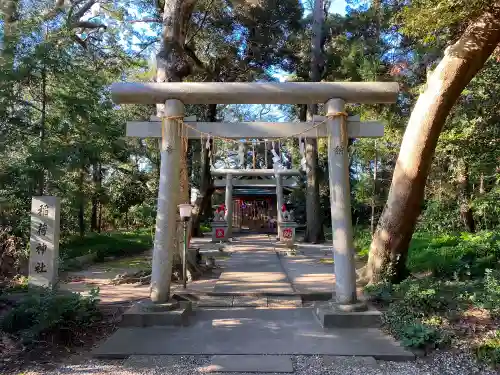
[304,0,325,244]
[371,140,378,235]
[78,167,86,237]
[91,162,101,231]
[38,66,47,196]
[366,3,500,283]
[98,201,102,233]
[191,105,216,237]
[155,0,197,265]
[457,159,475,232]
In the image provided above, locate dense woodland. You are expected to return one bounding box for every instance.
[1,0,499,277]
[1,0,500,366]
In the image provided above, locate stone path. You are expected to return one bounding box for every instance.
[213,236,294,295]
[277,243,366,295]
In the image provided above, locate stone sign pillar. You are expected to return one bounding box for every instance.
[29,196,60,288]
[325,98,358,306]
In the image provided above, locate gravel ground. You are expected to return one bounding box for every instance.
[17,351,499,375]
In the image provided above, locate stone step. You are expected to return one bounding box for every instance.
[204,355,293,373]
[175,294,302,308]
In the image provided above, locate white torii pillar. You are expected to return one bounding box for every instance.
[325,99,357,305]
[150,99,183,303]
[275,174,284,239]
[224,173,234,239]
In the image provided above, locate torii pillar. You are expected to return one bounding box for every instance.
[325,99,357,305]
[275,173,284,240]
[150,100,183,303]
[224,173,234,240]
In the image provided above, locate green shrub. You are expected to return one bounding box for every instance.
[475,331,500,368]
[400,322,444,349]
[353,227,372,258]
[200,224,211,233]
[468,269,500,315]
[367,278,470,350]
[364,282,394,303]
[1,287,101,344]
[407,231,500,279]
[61,229,153,262]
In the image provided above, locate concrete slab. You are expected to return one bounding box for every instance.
[204,355,293,373]
[314,302,382,328]
[93,307,414,360]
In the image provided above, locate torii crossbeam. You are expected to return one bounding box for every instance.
[112,81,399,311]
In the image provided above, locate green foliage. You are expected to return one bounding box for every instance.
[400,322,444,349]
[471,269,500,315]
[475,331,500,368]
[407,231,500,279]
[200,224,212,233]
[60,229,152,263]
[398,0,492,41]
[1,287,100,344]
[354,227,372,258]
[366,267,500,356]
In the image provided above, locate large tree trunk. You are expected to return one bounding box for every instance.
[156,0,197,266]
[371,141,378,235]
[91,162,101,231]
[38,66,47,196]
[191,105,216,237]
[457,159,475,232]
[366,3,500,284]
[304,0,325,244]
[78,167,86,237]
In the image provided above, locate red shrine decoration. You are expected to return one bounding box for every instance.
[282,228,293,239]
[215,228,225,238]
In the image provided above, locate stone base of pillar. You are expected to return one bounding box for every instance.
[121,299,192,327]
[211,222,230,242]
[313,301,381,329]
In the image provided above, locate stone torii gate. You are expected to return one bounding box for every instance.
[127,114,384,241]
[113,81,398,312]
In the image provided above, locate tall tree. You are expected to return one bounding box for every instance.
[366,1,500,283]
[303,0,325,243]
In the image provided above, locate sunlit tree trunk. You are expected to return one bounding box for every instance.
[156,0,197,265]
[366,3,500,283]
[371,141,378,235]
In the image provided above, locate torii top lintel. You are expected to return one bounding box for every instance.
[110,82,399,105]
